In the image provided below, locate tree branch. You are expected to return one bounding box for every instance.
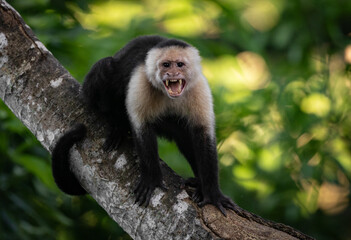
[0,1,315,239]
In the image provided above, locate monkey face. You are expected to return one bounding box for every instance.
[159,61,187,98]
[146,46,202,99]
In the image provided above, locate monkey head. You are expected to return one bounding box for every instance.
[146,45,203,99]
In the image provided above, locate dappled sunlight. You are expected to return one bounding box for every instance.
[236,52,271,90]
[203,52,270,103]
[70,1,143,31]
[295,179,319,216]
[310,124,328,141]
[261,104,284,137]
[296,133,313,148]
[162,15,218,37]
[257,144,283,172]
[344,44,351,64]
[203,55,252,103]
[156,0,220,37]
[290,153,302,176]
[220,154,235,167]
[328,54,351,116]
[219,131,254,163]
[300,93,331,117]
[69,0,221,37]
[283,80,307,104]
[329,54,346,75]
[232,165,256,179]
[330,138,351,174]
[241,0,281,31]
[329,74,351,114]
[232,164,276,198]
[234,172,274,198]
[318,181,349,215]
[307,153,321,166]
[203,55,243,88]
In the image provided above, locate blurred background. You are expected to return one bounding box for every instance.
[1,0,351,239]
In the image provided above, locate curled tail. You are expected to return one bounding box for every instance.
[52,123,87,195]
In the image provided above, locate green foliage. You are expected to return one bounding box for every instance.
[2,0,351,239]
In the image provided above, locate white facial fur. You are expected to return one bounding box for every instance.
[145,46,203,97]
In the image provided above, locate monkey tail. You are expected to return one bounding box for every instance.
[52,123,87,195]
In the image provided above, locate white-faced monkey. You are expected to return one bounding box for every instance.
[52,35,237,215]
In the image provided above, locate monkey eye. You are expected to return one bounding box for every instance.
[177,62,185,67]
[163,62,170,68]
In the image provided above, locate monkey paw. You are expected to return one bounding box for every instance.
[198,193,246,217]
[134,178,168,207]
[180,178,204,203]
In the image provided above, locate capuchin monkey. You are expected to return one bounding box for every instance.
[52,35,237,215]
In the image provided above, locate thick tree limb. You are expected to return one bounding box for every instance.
[0,1,315,239]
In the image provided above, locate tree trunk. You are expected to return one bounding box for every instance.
[0,1,315,239]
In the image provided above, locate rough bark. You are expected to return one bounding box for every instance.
[0,1,315,239]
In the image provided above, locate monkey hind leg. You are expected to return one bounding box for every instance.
[102,113,130,152]
[52,123,87,195]
[182,177,199,188]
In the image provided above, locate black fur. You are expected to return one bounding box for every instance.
[155,39,189,48]
[52,123,87,195]
[52,35,236,215]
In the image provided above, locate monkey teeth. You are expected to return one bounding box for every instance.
[164,79,186,97]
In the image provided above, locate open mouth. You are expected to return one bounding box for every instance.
[163,79,186,97]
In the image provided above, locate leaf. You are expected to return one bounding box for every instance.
[11,154,56,191]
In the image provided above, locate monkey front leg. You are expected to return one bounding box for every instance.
[191,127,239,216]
[133,125,166,207]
